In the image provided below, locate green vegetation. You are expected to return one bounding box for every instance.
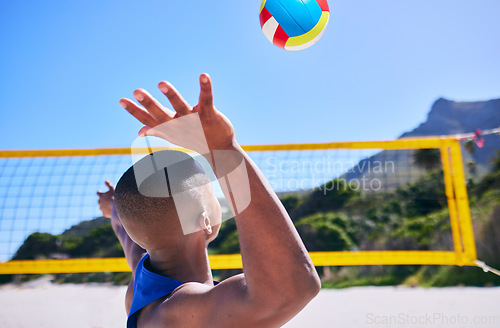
[13,220,124,261]
[412,148,441,171]
[295,213,356,251]
[10,218,128,285]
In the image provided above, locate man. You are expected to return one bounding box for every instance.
[99,73,320,327]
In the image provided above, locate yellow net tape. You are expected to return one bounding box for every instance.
[0,251,478,275]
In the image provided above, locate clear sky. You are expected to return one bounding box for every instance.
[1,0,499,150]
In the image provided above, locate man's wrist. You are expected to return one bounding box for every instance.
[203,140,245,177]
[202,139,241,161]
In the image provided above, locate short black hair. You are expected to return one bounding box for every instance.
[114,150,211,232]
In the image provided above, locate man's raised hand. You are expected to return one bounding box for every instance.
[97,180,115,219]
[119,74,235,155]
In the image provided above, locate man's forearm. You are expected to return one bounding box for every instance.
[209,142,320,304]
[110,206,144,271]
[110,206,127,244]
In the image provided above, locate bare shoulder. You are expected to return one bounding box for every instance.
[149,275,246,328]
[141,273,293,328]
[146,281,216,327]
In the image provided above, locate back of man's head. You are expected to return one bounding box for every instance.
[114,150,219,250]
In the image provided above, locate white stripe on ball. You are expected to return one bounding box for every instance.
[261,16,279,44]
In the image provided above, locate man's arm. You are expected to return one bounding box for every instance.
[97,181,145,272]
[98,181,146,314]
[209,143,321,326]
[119,74,320,327]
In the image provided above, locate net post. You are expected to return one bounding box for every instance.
[449,140,478,264]
[440,145,465,264]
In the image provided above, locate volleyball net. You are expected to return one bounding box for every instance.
[0,137,479,274]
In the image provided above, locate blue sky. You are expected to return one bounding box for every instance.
[0,0,499,150]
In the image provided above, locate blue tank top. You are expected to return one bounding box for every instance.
[127,253,219,328]
[127,254,185,328]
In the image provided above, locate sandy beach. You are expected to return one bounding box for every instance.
[0,279,498,327]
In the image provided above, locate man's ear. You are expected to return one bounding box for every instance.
[199,212,212,235]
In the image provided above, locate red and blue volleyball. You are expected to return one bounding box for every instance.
[260,0,330,51]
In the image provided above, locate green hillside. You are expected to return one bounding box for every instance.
[9,218,130,285]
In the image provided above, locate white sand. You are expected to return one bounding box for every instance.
[0,279,498,327]
[284,286,500,328]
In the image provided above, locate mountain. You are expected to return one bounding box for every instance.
[403,98,499,137]
[401,98,500,169]
[343,98,500,189]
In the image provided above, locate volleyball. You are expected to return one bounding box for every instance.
[259,0,330,51]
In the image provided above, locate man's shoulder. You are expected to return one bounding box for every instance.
[141,282,216,327]
[147,274,248,327]
[165,281,215,304]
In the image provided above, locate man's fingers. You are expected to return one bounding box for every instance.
[158,81,192,116]
[138,125,167,140]
[133,89,175,122]
[105,180,114,190]
[119,98,159,127]
[138,125,152,137]
[198,73,215,115]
